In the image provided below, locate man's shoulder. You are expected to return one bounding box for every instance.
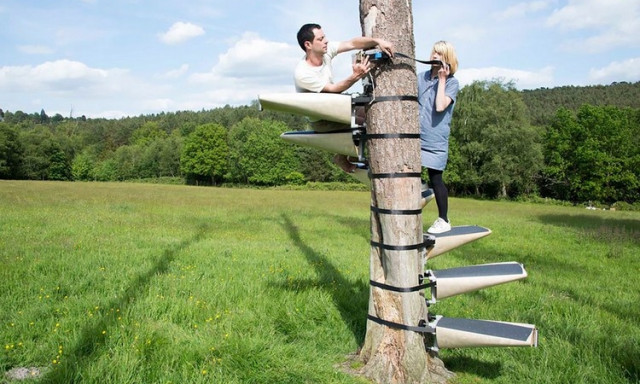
[294,58,314,78]
[294,59,322,92]
[328,41,340,54]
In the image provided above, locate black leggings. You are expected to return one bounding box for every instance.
[427,168,448,222]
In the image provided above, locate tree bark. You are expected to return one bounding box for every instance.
[358,1,452,382]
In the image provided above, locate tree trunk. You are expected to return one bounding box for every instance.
[358,1,452,383]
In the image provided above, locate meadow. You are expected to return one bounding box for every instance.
[1,181,638,383]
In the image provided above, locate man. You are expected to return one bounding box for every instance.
[294,23,394,172]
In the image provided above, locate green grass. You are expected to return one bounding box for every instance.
[1,181,638,383]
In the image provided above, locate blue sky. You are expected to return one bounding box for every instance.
[1,0,639,119]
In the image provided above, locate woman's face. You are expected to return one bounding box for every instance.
[431,51,445,66]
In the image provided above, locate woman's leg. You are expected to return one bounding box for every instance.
[428,168,448,222]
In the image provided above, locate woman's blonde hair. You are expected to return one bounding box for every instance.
[431,40,458,75]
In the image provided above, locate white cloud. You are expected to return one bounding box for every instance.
[0,60,113,92]
[159,22,205,45]
[191,32,299,84]
[547,0,621,29]
[456,66,555,89]
[0,60,168,118]
[180,32,303,109]
[547,0,640,52]
[589,57,640,84]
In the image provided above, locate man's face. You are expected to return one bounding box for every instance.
[308,28,328,54]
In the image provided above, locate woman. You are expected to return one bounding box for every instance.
[418,41,459,234]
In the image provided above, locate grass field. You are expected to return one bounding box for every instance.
[1,180,638,383]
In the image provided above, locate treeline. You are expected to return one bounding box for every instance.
[522,81,640,126]
[447,81,639,208]
[1,80,639,208]
[0,105,353,187]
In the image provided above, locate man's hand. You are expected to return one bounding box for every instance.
[352,55,373,80]
[376,39,394,58]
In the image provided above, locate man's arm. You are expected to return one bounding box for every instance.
[321,56,371,93]
[321,37,394,93]
[337,36,394,57]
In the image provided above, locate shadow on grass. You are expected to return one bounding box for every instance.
[40,223,210,383]
[440,355,502,379]
[327,213,370,243]
[537,213,640,247]
[277,214,369,344]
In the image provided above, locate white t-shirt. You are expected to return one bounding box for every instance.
[294,41,340,93]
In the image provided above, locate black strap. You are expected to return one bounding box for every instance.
[370,240,426,251]
[360,133,420,140]
[352,95,372,106]
[312,127,362,134]
[370,206,422,215]
[370,279,434,293]
[367,315,434,333]
[370,172,422,179]
[395,52,443,66]
[369,95,418,105]
[352,94,417,106]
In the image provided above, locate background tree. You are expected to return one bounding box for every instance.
[93,157,119,181]
[180,123,228,185]
[112,145,140,180]
[226,117,253,184]
[452,80,542,197]
[297,147,348,182]
[0,123,24,179]
[227,117,301,186]
[542,105,640,204]
[47,147,71,180]
[155,132,183,178]
[19,125,72,180]
[131,121,167,146]
[71,146,99,181]
[447,82,486,195]
[440,134,462,195]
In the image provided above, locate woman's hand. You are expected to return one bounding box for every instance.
[438,62,450,79]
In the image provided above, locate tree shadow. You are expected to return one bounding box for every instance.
[275,214,369,344]
[439,355,502,379]
[537,213,640,246]
[41,223,210,383]
[326,213,370,243]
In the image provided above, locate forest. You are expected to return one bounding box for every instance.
[1,80,639,209]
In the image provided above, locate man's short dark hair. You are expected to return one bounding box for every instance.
[297,23,321,51]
